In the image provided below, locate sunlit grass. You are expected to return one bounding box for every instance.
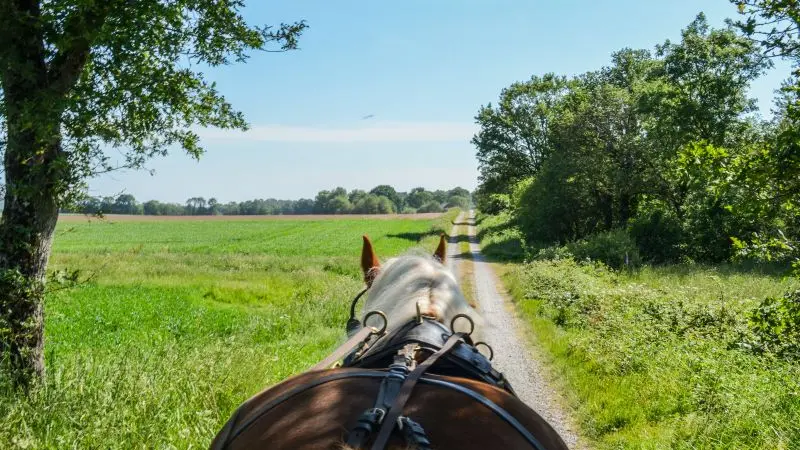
[0,211,458,448]
[497,251,800,448]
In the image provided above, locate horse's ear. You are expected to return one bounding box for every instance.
[433,233,447,263]
[361,235,381,286]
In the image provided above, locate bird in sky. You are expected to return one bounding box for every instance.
[361,114,375,120]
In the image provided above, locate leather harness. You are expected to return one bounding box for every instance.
[322,289,532,450]
[212,289,550,450]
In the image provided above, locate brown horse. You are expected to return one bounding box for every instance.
[211,235,569,450]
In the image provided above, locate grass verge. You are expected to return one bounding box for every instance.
[457,221,477,308]
[481,213,800,449]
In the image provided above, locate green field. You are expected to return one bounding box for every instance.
[479,213,800,449]
[0,212,456,449]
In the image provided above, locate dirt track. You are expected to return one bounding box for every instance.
[451,211,582,449]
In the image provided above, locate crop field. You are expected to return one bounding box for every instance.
[0,211,456,449]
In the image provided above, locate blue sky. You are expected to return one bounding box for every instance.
[92,0,793,202]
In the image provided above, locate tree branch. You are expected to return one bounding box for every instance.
[46,2,115,96]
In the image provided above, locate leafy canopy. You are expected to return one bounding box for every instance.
[0,0,306,197]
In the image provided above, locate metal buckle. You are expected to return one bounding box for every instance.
[367,407,386,425]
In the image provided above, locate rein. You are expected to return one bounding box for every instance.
[346,287,370,336]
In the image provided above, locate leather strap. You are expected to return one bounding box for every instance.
[370,333,464,450]
[345,408,386,447]
[346,346,415,447]
[310,326,374,371]
[398,416,432,449]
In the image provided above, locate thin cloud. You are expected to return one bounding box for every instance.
[197,121,478,143]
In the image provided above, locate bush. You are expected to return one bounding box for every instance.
[417,201,444,213]
[629,207,684,263]
[743,290,800,360]
[532,244,574,261]
[566,229,641,269]
[477,193,510,215]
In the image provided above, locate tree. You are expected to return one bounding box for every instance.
[353,194,394,214]
[294,199,314,214]
[185,197,207,215]
[113,194,140,214]
[143,200,161,216]
[0,1,305,386]
[472,74,568,196]
[731,0,800,205]
[641,13,767,220]
[207,198,220,216]
[369,185,403,211]
[348,189,367,204]
[418,201,445,213]
[406,187,435,209]
[445,195,470,210]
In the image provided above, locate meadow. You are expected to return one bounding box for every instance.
[0,211,456,449]
[479,213,800,449]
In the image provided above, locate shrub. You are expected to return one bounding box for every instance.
[743,290,800,360]
[477,193,510,215]
[532,244,574,261]
[629,207,684,263]
[417,201,444,213]
[567,229,641,269]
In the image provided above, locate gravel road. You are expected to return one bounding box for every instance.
[450,211,582,449]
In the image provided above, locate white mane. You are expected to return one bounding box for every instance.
[361,251,484,342]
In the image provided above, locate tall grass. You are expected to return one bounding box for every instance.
[481,213,800,448]
[1,213,456,448]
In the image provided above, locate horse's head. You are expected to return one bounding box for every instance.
[358,234,484,343]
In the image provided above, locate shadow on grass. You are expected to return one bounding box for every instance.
[450,252,475,261]
[480,239,526,263]
[386,230,440,242]
[647,260,792,279]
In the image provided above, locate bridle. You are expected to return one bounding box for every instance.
[324,288,539,450]
[212,288,551,450]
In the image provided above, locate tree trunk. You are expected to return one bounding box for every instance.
[0,121,62,387]
[0,0,64,388]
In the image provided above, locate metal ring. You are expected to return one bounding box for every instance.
[364,310,388,335]
[474,341,494,361]
[450,313,475,336]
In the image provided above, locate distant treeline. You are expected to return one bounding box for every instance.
[63,185,472,216]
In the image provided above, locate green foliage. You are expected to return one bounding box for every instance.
[743,290,800,360]
[732,231,800,274]
[417,201,444,213]
[516,157,592,244]
[472,74,568,196]
[445,195,470,210]
[369,185,403,211]
[503,259,800,448]
[475,192,510,215]
[0,1,307,187]
[352,194,395,214]
[474,12,794,265]
[566,229,641,269]
[628,205,684,263]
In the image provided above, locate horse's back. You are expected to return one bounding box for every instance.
[212,368,569,450]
